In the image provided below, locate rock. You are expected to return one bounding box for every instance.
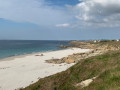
[46,59,59,63]
[35,55,40,56]
[65,58,75,64]
[46,59,64,64]
[60,45,69,48]
[75,77,97,88]
[40,54,44,56]
[35,54,44,56]
[46,47,107,64]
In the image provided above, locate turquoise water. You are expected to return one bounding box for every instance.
[0,40,70,59]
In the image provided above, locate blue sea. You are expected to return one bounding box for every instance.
[0,40,70,59]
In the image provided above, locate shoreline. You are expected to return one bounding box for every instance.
[0,48,67,62]
[0,40,71,61]
[0,48,90,90]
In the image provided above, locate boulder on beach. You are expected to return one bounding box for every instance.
[35,54,44,56]
[65,58,75,64]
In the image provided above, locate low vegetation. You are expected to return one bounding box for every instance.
[22,50,120,90]
[23,41,120,90]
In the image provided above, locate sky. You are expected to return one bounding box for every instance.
[0,0,120,40]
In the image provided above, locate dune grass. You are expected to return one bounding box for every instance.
[22,50,120,90]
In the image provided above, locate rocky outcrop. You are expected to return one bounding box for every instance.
[61,40,120,50]
[70,41,96,49]
[64,58,75,64]
[60,45,69,48]
[46,49,106,64]
[46,41,120,64]
[60,41,97,49]
[46,59,64,64]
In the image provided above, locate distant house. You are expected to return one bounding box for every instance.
[116,39,119,42]
[94,40,97,43]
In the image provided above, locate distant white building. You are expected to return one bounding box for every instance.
[94,40,97,43]
[116,39,119,42]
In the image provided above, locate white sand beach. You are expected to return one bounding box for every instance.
[0,48,90,90]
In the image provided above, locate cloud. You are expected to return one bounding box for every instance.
[56,23,70,27]
[1,0,120,29]
[71,0,120,27]
[0,0,72,27]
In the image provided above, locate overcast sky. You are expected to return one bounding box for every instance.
[0,0,120,40]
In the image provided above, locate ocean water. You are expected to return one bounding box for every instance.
[0,40,70,59]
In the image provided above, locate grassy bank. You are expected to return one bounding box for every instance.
[22,49,120,90]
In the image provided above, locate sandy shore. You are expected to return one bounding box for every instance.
[0,48,90,90]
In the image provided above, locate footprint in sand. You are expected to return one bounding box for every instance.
[22,65,25,67]
[38,77,40,79]
[0,67,10,70]
[45,71,48,73]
